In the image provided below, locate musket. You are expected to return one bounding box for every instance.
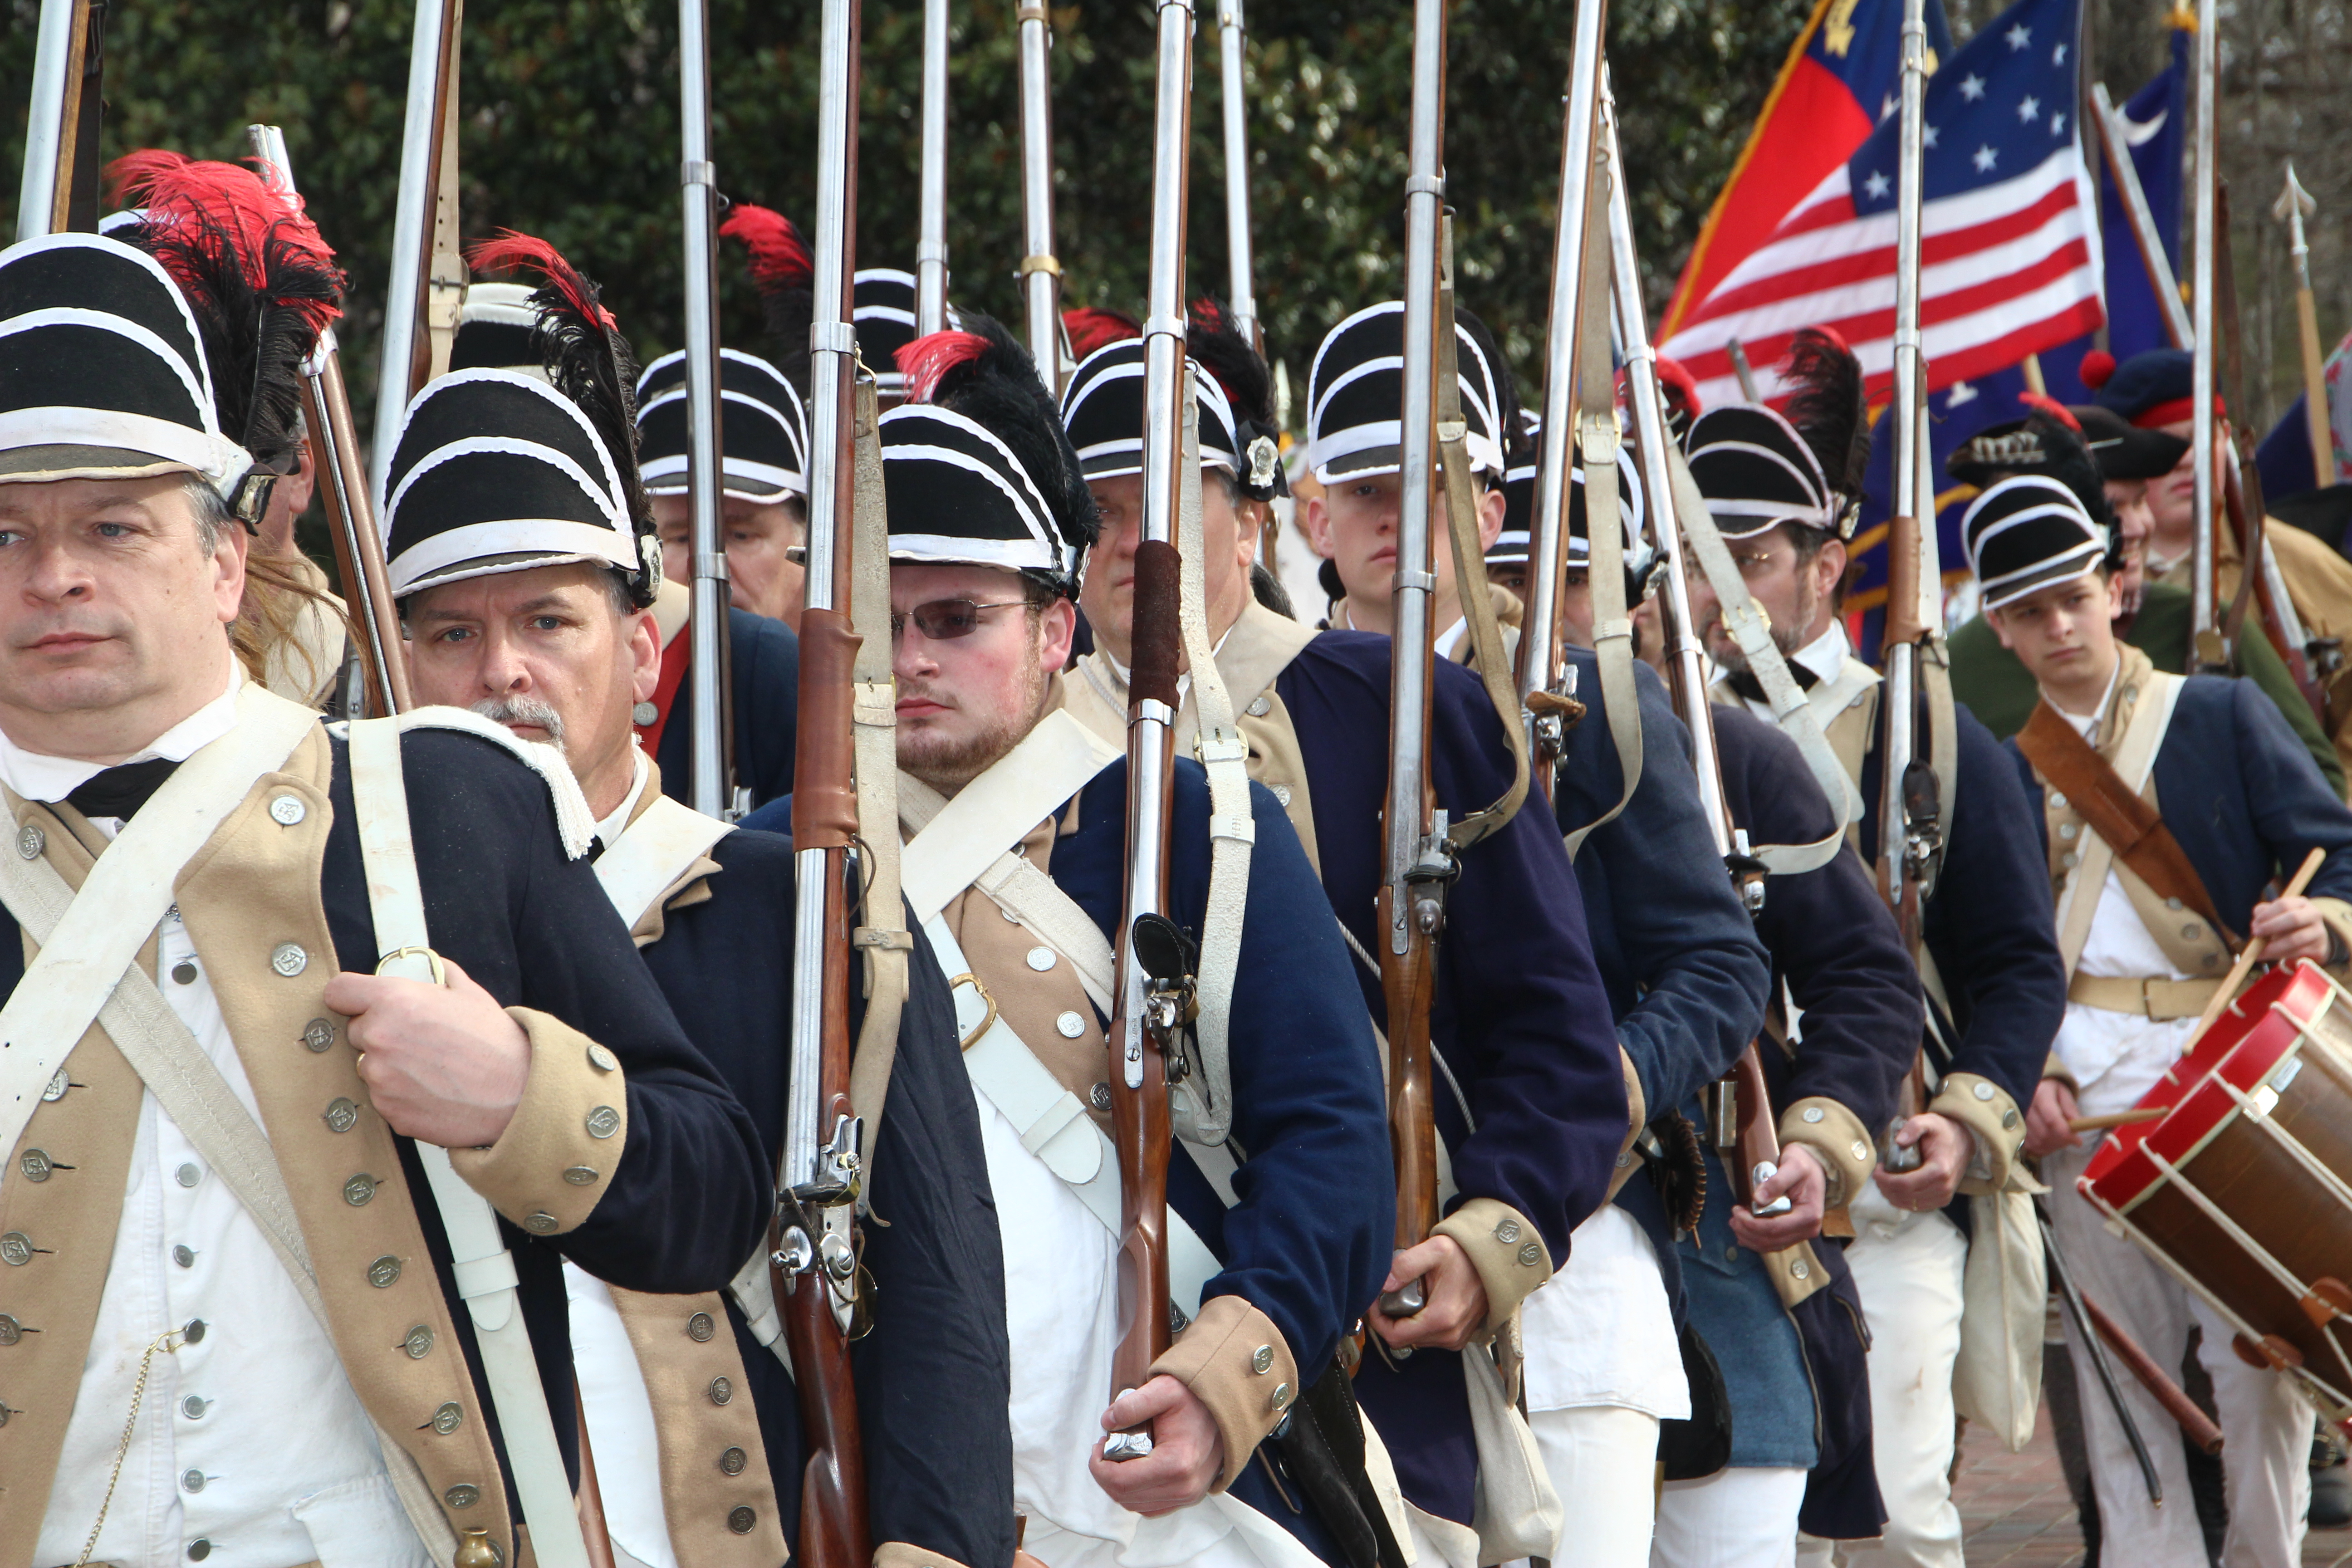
[2038,1203,2183,1503]
[1512,0,1610,796]
[1015,0,1070,389]
[15,0,106,240]
[245,125,414,718]
[1604,98,1791,1223]
[2274,164,2335,489]
[369,0,466,501]
[2188,0,2221,650]
[773,0,872,1560]
[915,0,951,337]
[1375,0,1454,1326]
[1725,337,1762,403]
[677,0,741,818]
[1215,0,1261,353]
[1102,0,1200,1456]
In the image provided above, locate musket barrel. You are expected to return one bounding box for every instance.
[916,0,952,338]
[1877,0,1931,914]
[371,0,461,500]
[15,0,78,240]
[1016,0,1063,386]
[2189,0,2220,638]
[678,0,733,818]
[1216,0,1259,350]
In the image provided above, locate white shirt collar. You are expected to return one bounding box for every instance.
[1433,615,1470,662]
[593,748,652,850]
[1788,620,1852,688]
[2057,661,2123,743]
[0,666,244,805]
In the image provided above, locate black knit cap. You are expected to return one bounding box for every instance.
[2070,403,2188,482]
[1948,401,2112,535]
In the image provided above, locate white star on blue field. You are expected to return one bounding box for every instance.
[1846,0,2082,215]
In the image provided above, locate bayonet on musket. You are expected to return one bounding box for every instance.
[916,0,952,338]
[15,0,106,240]
[1015,0,1072,390]
[1216,0,1261,353]
[370,0,466,502]
[2273,163,2336,489]
[2188,0,2222,657]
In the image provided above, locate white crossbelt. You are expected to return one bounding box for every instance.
[593,793,735,932]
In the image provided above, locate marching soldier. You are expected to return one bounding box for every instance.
[395,238,1016,1568]
[745,318,1395,1568]
[1965,472,2352,1566]
[0,229,769,1567]
[1679,332,2067,1568]
[1067,309,1634,1566]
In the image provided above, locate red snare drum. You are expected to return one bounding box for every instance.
[2081,960,2352,1421]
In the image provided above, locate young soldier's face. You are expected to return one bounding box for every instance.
[1081,470,1259,663]
[652,491,808,628]
[892,561,1073,793]
[0,474,245,758]
[1986,572,2119,692]
[1305,470,1506,614]
[403,562,661,814]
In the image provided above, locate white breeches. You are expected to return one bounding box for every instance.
[1651,1465,1809,1568]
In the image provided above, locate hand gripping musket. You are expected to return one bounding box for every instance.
[1015,0,1071,390]
[1215,0,1260,353]
[369,0,466,501]
[15,0,106,240]
[2274,163,2335,490]
[245,126,414,720]
[678,0,742,817]
[772,0,874,1559]
[1603,92,1791,1222]
[916,0,952,338]
[1099,0,1201,1460]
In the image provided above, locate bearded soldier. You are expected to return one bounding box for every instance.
[0,230,769,1566]
[1063,309,1631,1568]
[392,238,1014,1568]
[742,317,1393,1568]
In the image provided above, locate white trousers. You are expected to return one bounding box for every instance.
[1524,1405,1659,1568]
[2043,1144,2313,1568]
[1792,1186,1969,1568]
[1651,1465,1808,1568]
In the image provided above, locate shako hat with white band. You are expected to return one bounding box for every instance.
[1961,474,2110,611]
[1056,301,1286,501]
[634,347,808,502]
[1686,326,1869,542]
[1487,414,1645,568]
[450,280,547,378]
[883,315,1096,597]
[854,269,926,400]
[381,232,659,606]
[0,230,255,499]
[1306,299,1513,483]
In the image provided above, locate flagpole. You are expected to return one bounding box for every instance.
[2189,0,2220,645]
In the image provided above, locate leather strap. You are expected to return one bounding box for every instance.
[2014,699,2235,945]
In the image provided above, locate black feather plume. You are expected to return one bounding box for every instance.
[1779,327,1871,501]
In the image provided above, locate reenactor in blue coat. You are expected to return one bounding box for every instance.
[1060,309,1632,1567]
[1680,332,2067,1568]
[1967,473,2352,1566]
[397,244,1017,1567]
[741,316,1392,1568]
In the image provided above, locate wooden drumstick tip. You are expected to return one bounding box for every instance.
[2068,1107,2168,1133]
[2185,846,2329,1048]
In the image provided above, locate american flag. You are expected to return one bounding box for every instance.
[1660,0,2104,412]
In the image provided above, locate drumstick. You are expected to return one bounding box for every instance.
[2080,1289,2228,1456]
[2188,847,2328,1044]
[2068,1107,2167,1133]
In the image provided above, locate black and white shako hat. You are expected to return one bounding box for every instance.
[1060,338,1247,480]
[1487,416,1645,568]
[450,281,547,378]
[856,270,926,400]
[635,348,808,502]
[1960,474,2109,612]
[1306,300,1509,483]
[1683,404,1841,542]
[882,317,1097,596]
[0,232,251,495]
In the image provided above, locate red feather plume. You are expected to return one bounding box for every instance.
[1063,308,1141,361]
[2020,392,2082,431]
[465,231,618,332]
[719,204,813,294]
[898,331,993,406]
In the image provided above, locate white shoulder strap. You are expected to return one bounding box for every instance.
[343,718,593,1568]
[0,684,316,1156]
[2051,672,2184,977]
[898,711,1122,922]
[334,705,598,859]
[595,794,735,932]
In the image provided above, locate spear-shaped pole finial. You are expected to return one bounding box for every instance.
[2273,160,2336,486]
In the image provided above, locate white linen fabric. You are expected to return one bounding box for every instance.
[1519,1203,1688,1419]
[1526,1403,1661,1568]
[1651,1464,1809,1568]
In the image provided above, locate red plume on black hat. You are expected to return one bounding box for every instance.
[1063,307,1141,363]
[898,314,1099,564]
[1777,326,1870,503]
[108,150,344,480]
[720,202,815,392]
[464,231,652,535]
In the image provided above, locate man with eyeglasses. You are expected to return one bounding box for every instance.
[400,259,1015,1568]
[747,316,1394,1568]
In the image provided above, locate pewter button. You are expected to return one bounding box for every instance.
[270,794,307,826]
[1494,1219,1521,1244]
[586,1105,621,1139]
[1725,1245,1738,1262]
[1273,784,1293,807]
[687,1311,716,1342]
[271,942,308,976]
[2050,792,2068,810]
[2002,1107,2020,1129]
[189,1539,212,1560]
[183,1468,206,1492]
[20,1149,51,1181]
[2062,852,2080,869]
[1517,1241,1544,1267]
[2183,924,2201,940]
[176,1163,201,1188]
[720,1446,748,1475]
[2166,897,2184,911]
[15,825,42,859]
[41,1068,68,1101]
[1026,946,1057,971]
[1852,1140,1871,1161]
[1090,1082,1113,1112]
[432,1401,463,1435]
[633,701,659,726]
[1790,1259,1811,1280]
[446,1483,480,1508]
[181,1318,205,1344]
[1974,1081,1996,1101]
[728,1507,757,1535]
[1056,1010,1088,1039]
[368,1254,402,1288]
[2058,823,2078,840]
[344,1172,377,1206]
[0,1232,31,1265]
[181,1394,207,1418]
[1247,695,1272,717]
[172,960,199,985]
[523,1212,559,1234]
[303,1017,337,1053]
[588,1043,619,1073]
[173,1244,196,1268]
[1252,1345,1274,1373]
[325,1098,359,1133]
[709,1375,733,1405]
[403,1324,435,1359]
[1801,1107,1824,1124]
[563,1165,599,1186]
[1270,1381,1293,1411]
[0,1314,22,1344]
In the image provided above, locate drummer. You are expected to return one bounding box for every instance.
[1966,474,2352,1568]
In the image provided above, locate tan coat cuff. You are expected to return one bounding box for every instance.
[1147,1295,1297,1492]
[1778,1097,1874,1212]
[450,1007,626,1235]
[1759,1240,1831,1310]
[1432,1196,1554,1334]
[873,1545,972,1568]
[1605,1047,1647,1202]
[1930,1073,2026,1196]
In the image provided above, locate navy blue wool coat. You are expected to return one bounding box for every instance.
[1265,632,1629,1531]
[657,606,799,810]
[630,827,1016,1568]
